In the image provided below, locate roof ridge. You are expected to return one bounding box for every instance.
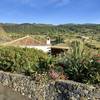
[3,35,35,45]
[3,35,46,46]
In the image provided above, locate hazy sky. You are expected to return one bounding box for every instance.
[0,0,100,24]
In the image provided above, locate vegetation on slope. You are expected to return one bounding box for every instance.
[48,41,100,84]
[0,40,99,85]
[1,23,100,36]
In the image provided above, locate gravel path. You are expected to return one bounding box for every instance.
[0,84,30,100]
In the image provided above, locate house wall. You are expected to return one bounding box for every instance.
[21,45,51,53]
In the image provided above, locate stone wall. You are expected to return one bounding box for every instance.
[54,80,100,100]
[0,71,49,100]
[0,71,99,100]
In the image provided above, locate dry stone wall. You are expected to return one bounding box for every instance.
[0,71,99,100]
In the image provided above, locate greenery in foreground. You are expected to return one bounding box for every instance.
[0,47,48,75]
[0,41,99,84]
[0,23,100,84]
[57,41,100,84]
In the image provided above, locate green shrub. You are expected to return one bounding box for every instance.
[0,46,47,75]
[59,41,100,84]
[88,54,100,84]
[63,41,89,81]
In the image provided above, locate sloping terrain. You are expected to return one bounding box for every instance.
[1,23,100,35]
[3,35,47,46]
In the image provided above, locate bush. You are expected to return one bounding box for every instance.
[0,46,47,75]
[58,41,100,84]
[88,54,100,84]
[61,41,90,82]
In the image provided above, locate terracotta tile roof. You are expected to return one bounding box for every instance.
[3,35,47,46]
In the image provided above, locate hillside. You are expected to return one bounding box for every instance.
[0,23,100,43]
[1,23,100,36]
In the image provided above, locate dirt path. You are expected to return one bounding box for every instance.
[0,84,30,100]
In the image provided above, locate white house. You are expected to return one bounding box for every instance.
[81,36,89,41]
[3,36,51,53]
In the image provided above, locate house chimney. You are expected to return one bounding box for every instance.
[47,37,51,45]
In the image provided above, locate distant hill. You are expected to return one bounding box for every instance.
[0,23,100,36]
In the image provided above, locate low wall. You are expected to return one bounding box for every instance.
[55,80,100,100]
[0,71,52,100]
[0,71,99,100]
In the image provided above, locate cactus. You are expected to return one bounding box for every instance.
[71,41,84,59]
[64,41,92,83]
